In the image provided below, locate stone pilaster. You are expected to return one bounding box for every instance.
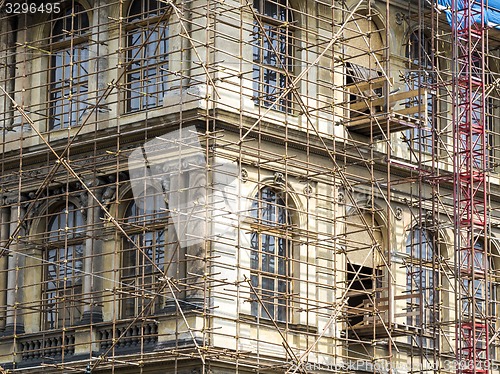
[80,180,105,325]
[184,168,207,307]
[4,196,26,334]
[0,204,9,331]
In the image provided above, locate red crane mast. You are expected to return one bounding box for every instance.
[452,0,490,372]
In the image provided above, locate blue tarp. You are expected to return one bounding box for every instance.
[436,0,500,29]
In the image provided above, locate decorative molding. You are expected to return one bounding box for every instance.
[4,193,28,205]
[26,200,44,221]
[391,250,409,264]
[77,191,88,210]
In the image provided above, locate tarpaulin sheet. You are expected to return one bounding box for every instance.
[436,0,500,29]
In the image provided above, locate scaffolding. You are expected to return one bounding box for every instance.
[451,0,490,372]
[0,0,500,373]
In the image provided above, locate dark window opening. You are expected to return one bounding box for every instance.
[347,263,381,327]
[345,62,383,118]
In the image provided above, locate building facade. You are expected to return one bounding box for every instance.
[0,0,499,372]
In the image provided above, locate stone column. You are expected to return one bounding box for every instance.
[0,204,9,331]
[4,197,26,334]
[80,182,104,324]
[0,18,15,132]
[88,0,110,131]
[164,173,187,311]
[185,166,207,306]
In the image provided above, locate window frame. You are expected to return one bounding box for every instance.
[48,3,90,130]
[405,28,437,154]
[249,186,293,323]
[42,202,85,330]
[405,226,438,347]
[252,0,295,114]
[120,189,168,318]
[125,0,171,113]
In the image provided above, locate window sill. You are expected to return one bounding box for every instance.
[239,313,317,334]
[119,106,168,127]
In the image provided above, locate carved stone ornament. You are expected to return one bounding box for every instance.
[395,206,403,221]
[337,190,345,203]
[303,184,313,196]
[273,172,285,186]
[101,185,116,206]
[395,12,404,25]
[241,168,248,183]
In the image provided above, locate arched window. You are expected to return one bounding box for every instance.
[126,0,170,112]
[408,30,433,68]
[343,12,384,120]
[43,203,84,329]
[49,3,89,130]
[344,208,384,328]
[405,29,436,153]
[122,190,167,317]
[460,240,494,318]
[458,239,496,358]
[252,0,294,113]
[250,187,291,322]
[406,227,437,346]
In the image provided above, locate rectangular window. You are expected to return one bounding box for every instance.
[252,0,295,113]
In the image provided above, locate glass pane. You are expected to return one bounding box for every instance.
[406,228,433,261]
[262,234,275,253]
[50,44,89,129]
[262,277,275,318]
[277,280,287,321]
[123,241,137,277]
[52,4,89,43]
[250,274,258,317]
